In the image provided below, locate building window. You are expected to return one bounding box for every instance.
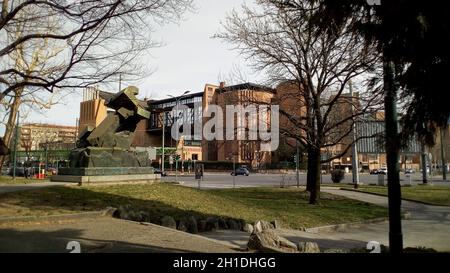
[192,154,198,160]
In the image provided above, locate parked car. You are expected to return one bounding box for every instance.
[47,167,57,176]
[8,167,25,177]
[1,167,11,176]
[405,168,415,174]
[231,167,250,176]
[154,168,167,177]
[378,167,388,175]
[370,169,379,175]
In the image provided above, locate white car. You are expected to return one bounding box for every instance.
[379,167,388,175]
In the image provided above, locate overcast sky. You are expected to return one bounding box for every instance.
[2,0,257,133]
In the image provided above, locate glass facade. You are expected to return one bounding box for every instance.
[149,94,203,129]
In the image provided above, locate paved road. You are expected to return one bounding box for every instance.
[1,172,447,194]
[163,172,450,189]
[203,189,450,252]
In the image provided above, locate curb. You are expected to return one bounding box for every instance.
[0,208,114,225]
[340,188,450,207]
[305,217,389,234]
[304,209,411,234]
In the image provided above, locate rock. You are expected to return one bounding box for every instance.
[323,248,349,253]
[298,242,320,253]
[218,218,228,229]
[138,211,150,222]
[238,219,246,231]
[236,221,243,231]
[271,220,281,229]
[186,216,198,234]
[243,223,254,234]
[198,220,207,232]
[227,219,240,230]
[160,216,177,229]
[177,220,188,232]
[254,220,274,233]
[102,206,118,217]
[247,230,297,253]
[126,210,139,221]
[116,205,130,219]
[206,217,219,231]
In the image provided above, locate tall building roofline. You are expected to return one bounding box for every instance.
[147,91,204,105]
[218,82,275,93]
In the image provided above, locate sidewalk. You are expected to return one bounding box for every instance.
[0,217,239,253]
[0,182,69,194]
[203,189,450,251]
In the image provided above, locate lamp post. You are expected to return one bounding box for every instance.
[168,91,190,180]
[296,140,300,188]
[161,112,165,173]
[440,129,447,181]
[349,81,360,189]
[12,111,20,179]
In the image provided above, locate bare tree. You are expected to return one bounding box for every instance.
[0,0,193,99]
[217,0,382,203]
[0,9,67,166]
[0,0,193,165]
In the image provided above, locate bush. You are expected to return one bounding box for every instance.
[331,169,345,183]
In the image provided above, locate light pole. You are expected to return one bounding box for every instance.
[161,112,165,173]
[296,140,300,188]
[349,81,360,189]
[440,128,447,181]
[168,91,190,180]
[233,155,236,188]
[12,111,20,179]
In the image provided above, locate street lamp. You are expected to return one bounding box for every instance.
[167,91,190,180]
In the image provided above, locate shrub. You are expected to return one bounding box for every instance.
[331,169,345,183]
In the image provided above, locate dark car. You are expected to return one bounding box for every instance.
[231,167,250,176]
[154,168,167,177]
[405,168,415,174]
[370,169,379,175]
[8,167,25,177]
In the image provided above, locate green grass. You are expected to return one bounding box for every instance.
[0,183,387,229]
[0,176,48,185]
[347,185,450,206]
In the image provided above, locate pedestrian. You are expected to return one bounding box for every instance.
[24,165,29,179]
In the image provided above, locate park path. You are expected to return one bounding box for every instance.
[0,217,239,253]
[0,182,70,194]
[204,188,450,251]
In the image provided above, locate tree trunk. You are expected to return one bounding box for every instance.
[306,145,315,192]
[307,146,321,204]
[0,91,21,167]
[383,57,403,253]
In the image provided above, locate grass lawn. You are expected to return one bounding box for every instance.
[0,176,48,185]
[0,183,387,229]
[346,185,450,206]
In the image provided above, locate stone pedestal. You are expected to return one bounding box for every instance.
[51,173,160,185]
[52,167,159,185]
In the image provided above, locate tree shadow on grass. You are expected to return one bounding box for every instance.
[0,185,242,225]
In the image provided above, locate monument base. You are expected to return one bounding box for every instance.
[50,173,161,185]
[58,167,155,176]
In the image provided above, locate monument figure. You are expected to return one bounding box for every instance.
[53,86,157,183]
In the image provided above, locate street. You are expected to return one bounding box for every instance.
[162,172,450,189]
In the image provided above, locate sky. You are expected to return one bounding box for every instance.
[2,0,257,132]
